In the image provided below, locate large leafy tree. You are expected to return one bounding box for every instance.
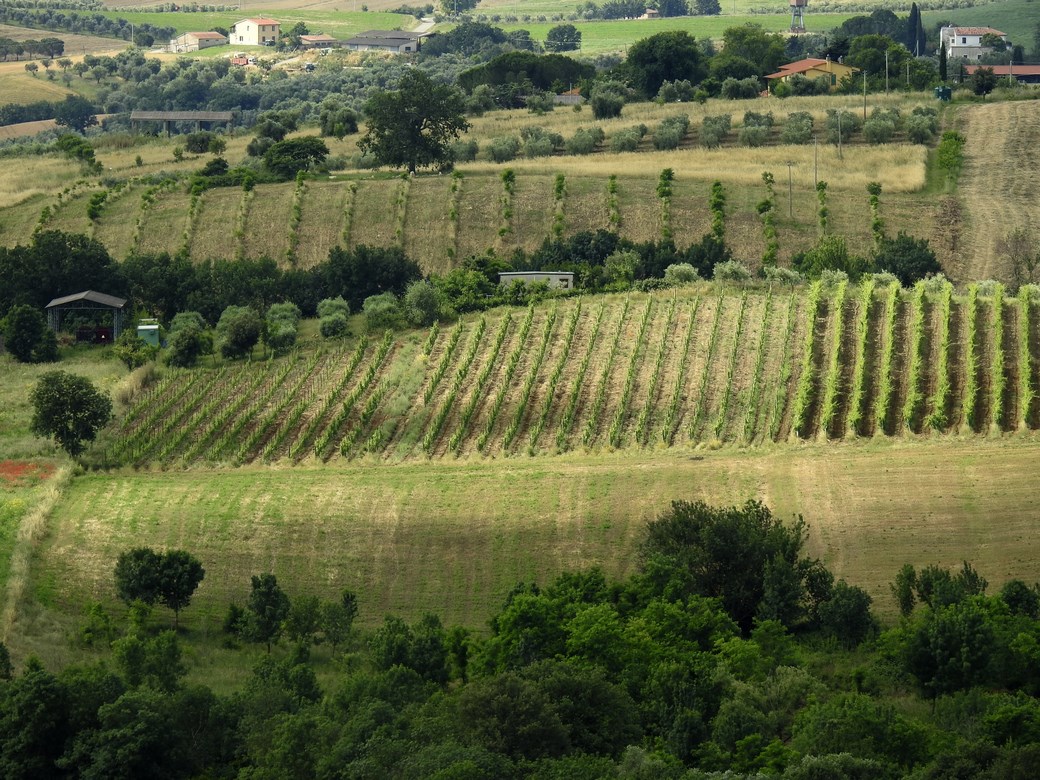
[157,550,205,628]
[623,30,706,98]
[262,136,329,179]
[53,94,97,133]
[545,23,581,52]
[244,573,291,653]
[639,499,826,633]
[1,304,57,363]
[30,371,112,457]
[359,70,469,174]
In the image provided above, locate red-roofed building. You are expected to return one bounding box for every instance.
[964,64,1040,85]
[765,58,858,91]
[231,18,280,46]
[940,26,1007,61]
[300,33,339,50]
[170,31,228,53]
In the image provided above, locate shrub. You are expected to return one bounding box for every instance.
[764,265,802,286]
[742,111,774,128]
[450,139,479,162]
[488,136,520,163]
[738,125,769,147]
[590,82,625,119]
[566,126,604,155]
[713,260,751,283]
[653,114,689,150]
[720,77,760,100]
[317,296,350,319]
[863,117,895,144]
[780,111,814,145]
[403,280,440,327]
[664,262,699,285]
[363,292,403,331]
[520,127,564,159]
[825,109,860,144]
[217,305,262,359]
[657,78,694,103]
[700,114,731,148]
[610,127,644,152]
[525,91,555,114]
[904,114,934,144]
[184,131,215,154]
[319,313,349,339]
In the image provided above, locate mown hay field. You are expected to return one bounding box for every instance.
[11,436,1040,672]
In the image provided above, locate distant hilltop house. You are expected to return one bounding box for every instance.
[964,64,1040,85]
[344,30,423,54]
[940,26,1008,61]
[765,58,859,91]
[299,34,339,50]
[230,18,280,47]
[170,31,227,53]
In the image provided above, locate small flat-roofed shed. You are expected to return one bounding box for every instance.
[46,290,128,342]
[130,110,234,135]
[498,271,575,290]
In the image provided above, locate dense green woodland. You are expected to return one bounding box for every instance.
[3,501,1040,778]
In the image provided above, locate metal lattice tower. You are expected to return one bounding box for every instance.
[789,0,808,32]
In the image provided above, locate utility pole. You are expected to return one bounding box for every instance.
[837,112,843,160]
[885,48,890,94]
[862,70,867,121]
[787,161,794,218]
[813,134,818,186]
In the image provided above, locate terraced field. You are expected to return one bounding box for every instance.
[105,281,1040,467]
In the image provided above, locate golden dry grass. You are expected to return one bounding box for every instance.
[0,157,88,209]
[460,143,928,193]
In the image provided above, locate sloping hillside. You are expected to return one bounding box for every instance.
[107,280,1039,467]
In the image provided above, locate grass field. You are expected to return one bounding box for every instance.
[8,436,1040,676]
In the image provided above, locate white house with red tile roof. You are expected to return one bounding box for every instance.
[940,26,1008,61]
[230,18,280,46]
[170,31,228,53]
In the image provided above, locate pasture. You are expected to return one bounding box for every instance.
[8,436,1040,676]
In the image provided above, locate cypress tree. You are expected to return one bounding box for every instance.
[939,42,947,82]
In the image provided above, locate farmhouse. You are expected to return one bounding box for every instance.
[940,26,1008,61]
[344,30,422,54]
[964,64,1040,85]
[498,272,575,290]
[230,18,280,46]
[299,34,339,50]
[170,31,227,53]
[765,58,859,91]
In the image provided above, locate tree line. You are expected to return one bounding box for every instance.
[2,499,1039,776]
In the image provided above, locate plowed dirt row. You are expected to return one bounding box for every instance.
[556,303,626,453]
[676,295,722,443]
[947,299,967,431]
[973,300,994,433]
[582,299,649,448]
[772,294,807,442]
[746,292,787,443]
[719,294,766,442]
[827,295,858,439]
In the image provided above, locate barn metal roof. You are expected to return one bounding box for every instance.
[46,290,127,309]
